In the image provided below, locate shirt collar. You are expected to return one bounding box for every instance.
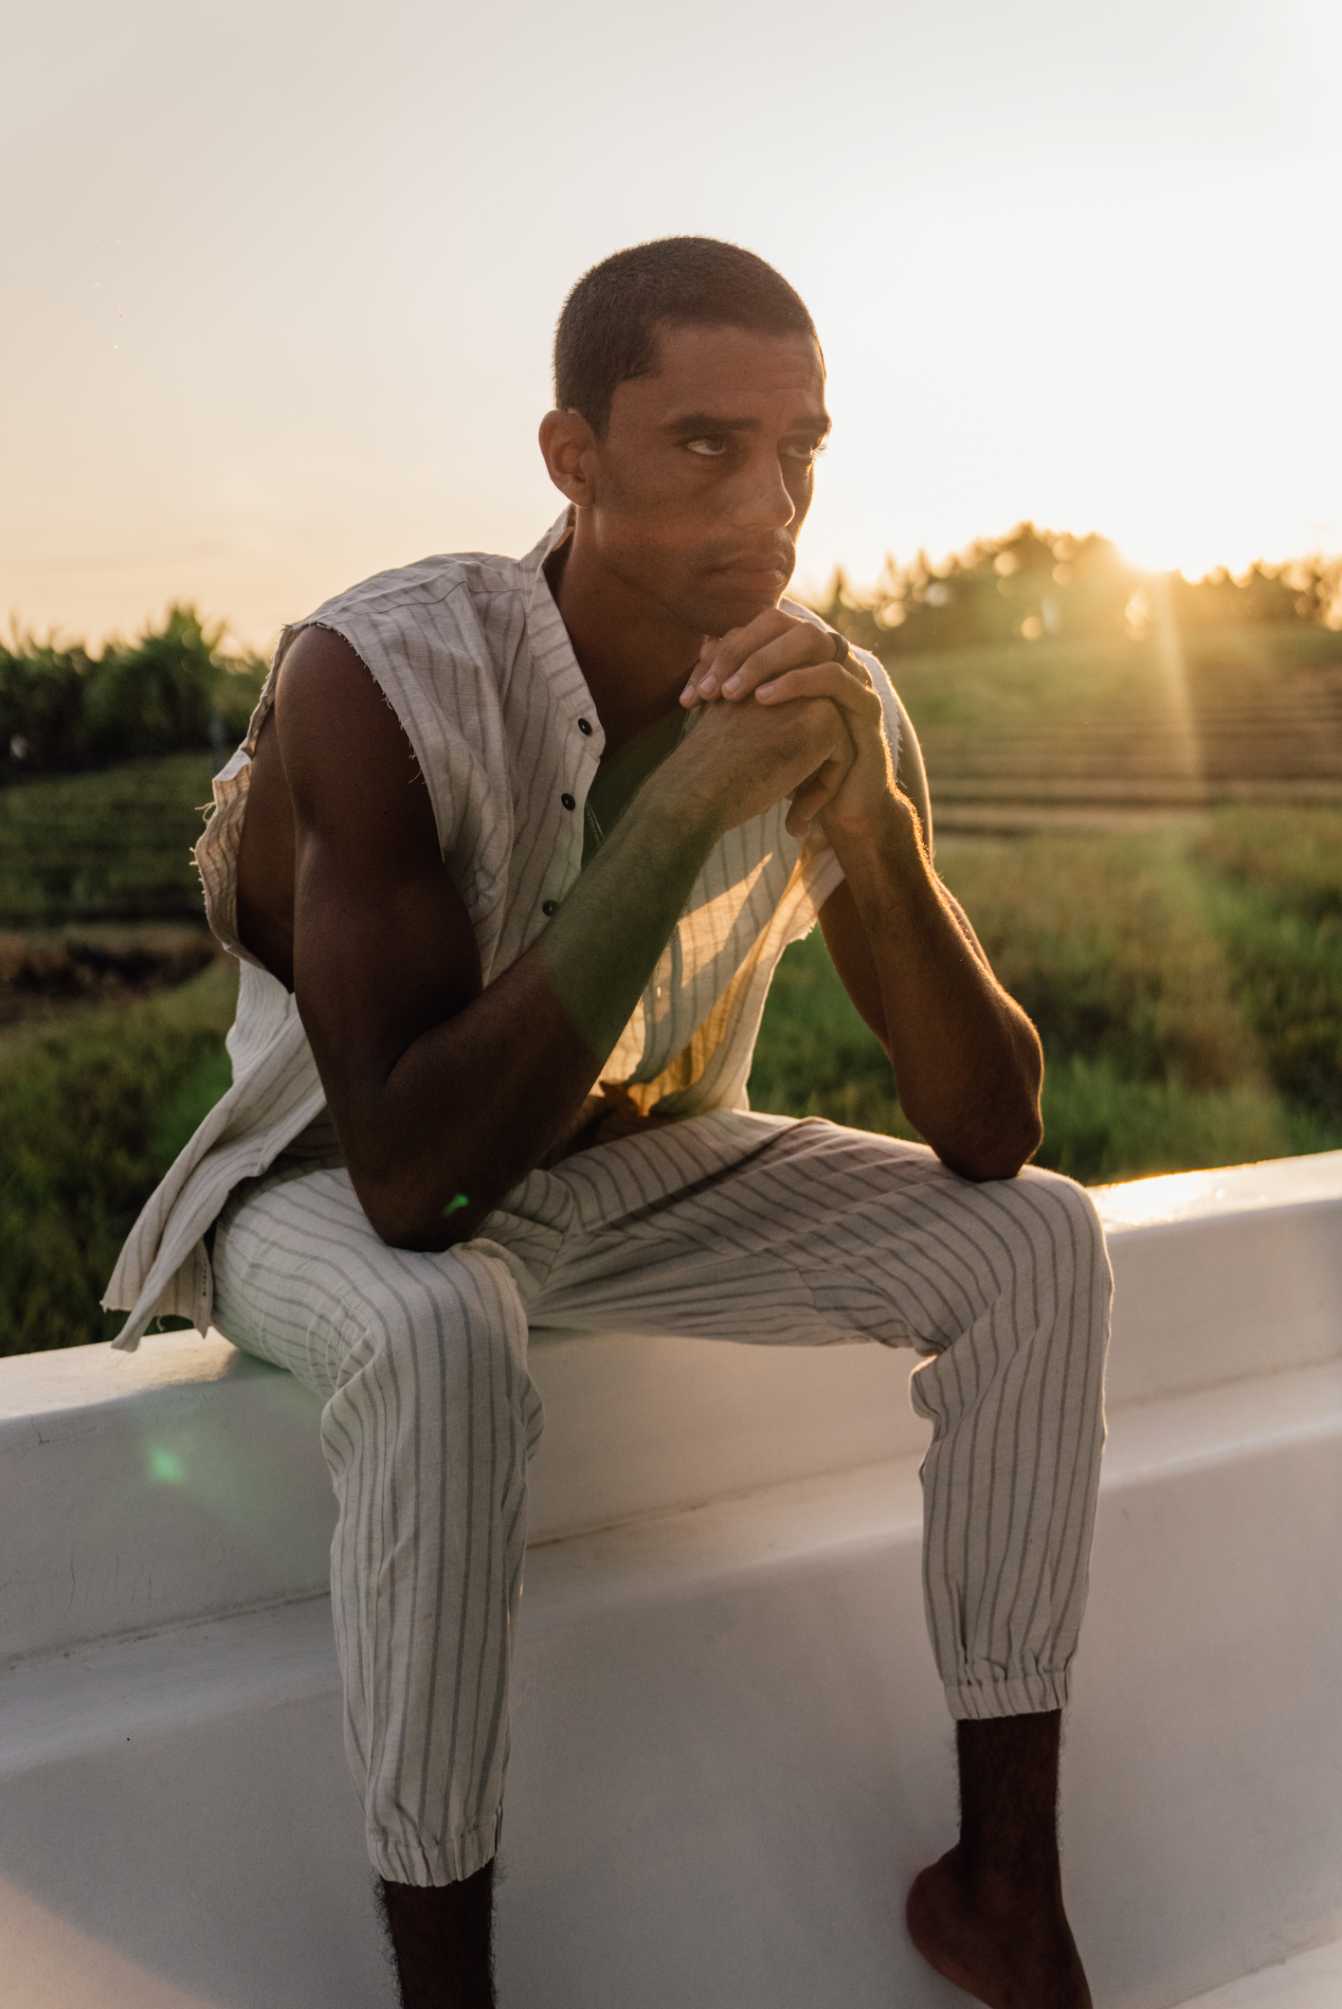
[520,505,604,740]
[518,504,710,763]
[520,503,574,578]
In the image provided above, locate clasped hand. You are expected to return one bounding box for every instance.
[679,608,897,843]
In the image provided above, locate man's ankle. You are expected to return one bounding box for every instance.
[954,1708,1066,1915]
[375,1861,497,2009]
[954,1837,1064,1919]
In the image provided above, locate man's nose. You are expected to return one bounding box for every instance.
[728,454,798,532]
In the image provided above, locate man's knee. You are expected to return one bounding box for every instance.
[1018,1162,1107,1237]
[336,1251,532,1405]
[1012,1166,1115,1330]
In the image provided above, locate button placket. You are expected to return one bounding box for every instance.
[544,718,594,919]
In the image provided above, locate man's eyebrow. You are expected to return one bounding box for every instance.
[661,410,832,438]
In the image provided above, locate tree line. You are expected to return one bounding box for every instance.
[5,529,1341,782]
[1,605,268,782]
[812,524,1342,657]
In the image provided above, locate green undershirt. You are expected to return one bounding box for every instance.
[582,703,696,870]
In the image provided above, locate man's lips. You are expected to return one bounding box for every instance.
[714,552,794,582]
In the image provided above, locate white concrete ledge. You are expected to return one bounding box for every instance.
[3,1365,1340,2006]
[2,1150,1341,2006]
[2,1151,1339,1668]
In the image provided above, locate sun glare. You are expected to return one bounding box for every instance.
[1113,535,1208,582]
[1107,506,1262,584]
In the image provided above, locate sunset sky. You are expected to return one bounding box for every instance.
[7,0,1340,660]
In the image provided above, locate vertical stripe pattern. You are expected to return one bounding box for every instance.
[209,1109,1113,1885]
[102,507,914,1351]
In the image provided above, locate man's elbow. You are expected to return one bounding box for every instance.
[937,1149,1022,1184]
[376,1192,487,1253]
[936,1114,1044,1183]
[961,1028,1045,1179]
[352,1162,484,1253]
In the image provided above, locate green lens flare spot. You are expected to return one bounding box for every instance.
[441,1192,471,1218]
[147,1445,186,1485]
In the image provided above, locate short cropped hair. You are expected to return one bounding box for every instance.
[553,236,820,437]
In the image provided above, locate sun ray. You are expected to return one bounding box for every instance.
[1149,573,1205,791]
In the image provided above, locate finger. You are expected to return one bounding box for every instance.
[689,638,815,706]
[699,610,788,672]
[709,625,845,700]
[690,612,843,703]
[695,609,814,692]
[785,756,846,835]
[785,783,824,834]
[794,773,833,815]
[752,660,880,719]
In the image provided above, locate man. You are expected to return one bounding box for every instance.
[102,236,1113,2007]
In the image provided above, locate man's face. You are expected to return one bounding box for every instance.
[581,320,830,636]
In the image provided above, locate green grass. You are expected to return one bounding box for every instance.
[748,803,1342,1182]
[0,955,239,1354]
[884,620,1342,738]
[3,796,1340,1354]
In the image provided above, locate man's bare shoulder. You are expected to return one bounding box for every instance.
[273,624,430,830]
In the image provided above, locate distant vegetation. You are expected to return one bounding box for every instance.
[5,620,1340,931]
[1,954,236,1355]
[754,806,1342,1181]
[0,750,220,926]
[2,534,1339,1353]
[812,522,1342,657]
[1,603,266,782]
[4,800,1339,1354]
[2,523,1339,786]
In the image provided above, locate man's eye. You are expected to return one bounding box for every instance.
[682,437,827,463]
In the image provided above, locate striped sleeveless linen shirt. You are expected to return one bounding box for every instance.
[100,507,905,1354]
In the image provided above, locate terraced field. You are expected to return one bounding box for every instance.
[4,629,1339,1349]
[0,750,217,927]
[892,633,1342,833]
[1,626,1339,920]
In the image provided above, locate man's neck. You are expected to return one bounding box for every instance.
[545,522,705,758]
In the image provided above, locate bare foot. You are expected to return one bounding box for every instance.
[905,1844,1092,2008]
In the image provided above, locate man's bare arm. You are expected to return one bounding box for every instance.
[276,626,728,1251]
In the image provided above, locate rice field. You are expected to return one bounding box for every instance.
[2,622,1339,1352]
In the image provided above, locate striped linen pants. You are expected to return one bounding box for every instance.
[208,1107,1114,1888]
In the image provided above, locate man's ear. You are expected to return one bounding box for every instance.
[538,408,599,506]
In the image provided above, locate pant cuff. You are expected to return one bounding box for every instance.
[368,1809,503,1886]
[945,1666,1070,1720]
